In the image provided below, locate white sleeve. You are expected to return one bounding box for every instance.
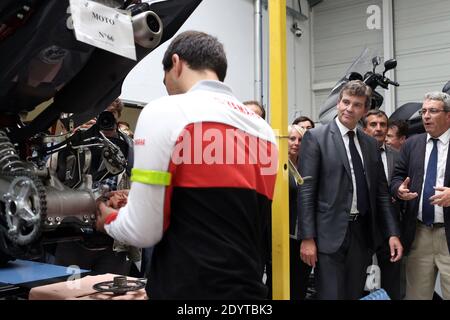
[104,98,182,248]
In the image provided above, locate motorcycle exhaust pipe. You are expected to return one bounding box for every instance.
[132,11,163,50]
[44,188,97,227]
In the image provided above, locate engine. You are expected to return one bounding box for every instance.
[0,121,129,265]
[0,0,203,265]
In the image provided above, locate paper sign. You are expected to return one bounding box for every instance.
[70,0,136,60]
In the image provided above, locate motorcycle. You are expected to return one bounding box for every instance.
[319,48,399,124]
[0,0,202,265]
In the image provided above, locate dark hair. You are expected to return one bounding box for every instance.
[243,100,266,119]
[292,115,315,128]
[162,31,227,82]
[388,119,409,138]
[338,80,372,109]
[362,109,388,127]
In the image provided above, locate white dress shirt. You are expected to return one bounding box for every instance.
[335,118,365,214]
[380,144,388,181]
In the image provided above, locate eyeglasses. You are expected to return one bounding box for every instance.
[418,108,448,115]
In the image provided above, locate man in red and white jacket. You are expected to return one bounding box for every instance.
[96,31,278,299]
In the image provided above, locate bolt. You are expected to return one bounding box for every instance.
[113,276,128,288]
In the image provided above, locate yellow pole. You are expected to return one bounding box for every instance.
[269,0,290,300]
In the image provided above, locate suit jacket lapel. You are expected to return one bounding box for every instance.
[445,143,450,187]
[357,129,372,191]
[444,144,450,223]
[409,135,427,217]
[330,121,351,180]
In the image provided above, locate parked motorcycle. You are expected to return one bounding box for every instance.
[319,48,399,124]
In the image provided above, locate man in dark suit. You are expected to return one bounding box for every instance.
[386,119,408,152]
[298,80,403,300]
[362,109,399,183]
[363,109,403,299]
[391,91,450,300]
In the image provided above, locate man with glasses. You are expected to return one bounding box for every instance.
[391,91,450,299]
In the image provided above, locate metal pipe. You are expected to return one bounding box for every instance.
[254,0,263,103]
[45,188,97,219]
[382,0,396,116]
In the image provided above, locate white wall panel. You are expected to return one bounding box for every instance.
[311,0,383,116]
[121,0,255,105]
[394,0,450,107]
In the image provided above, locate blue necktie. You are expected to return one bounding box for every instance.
[422,138,438,226]
[347,131,370,215]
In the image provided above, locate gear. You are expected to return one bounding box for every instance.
[1,170,46,246]
[93,276,146,295]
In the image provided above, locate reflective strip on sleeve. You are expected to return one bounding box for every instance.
[131,168,172,186]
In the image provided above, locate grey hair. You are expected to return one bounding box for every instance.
[424,91,450,111]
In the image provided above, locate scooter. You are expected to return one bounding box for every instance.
[319,48,399,124]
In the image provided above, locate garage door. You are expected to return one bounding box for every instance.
[312,0,383,118]
[394,0,450,108]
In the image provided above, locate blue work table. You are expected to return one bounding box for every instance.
[0,259,89,299]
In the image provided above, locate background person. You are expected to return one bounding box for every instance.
[287,124,312,300]
[243,100,266,119]
[386,119,408,151]
[292,115,315,130]
[363,109,404,299]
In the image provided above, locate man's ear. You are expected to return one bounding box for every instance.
[171,54,183,77]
